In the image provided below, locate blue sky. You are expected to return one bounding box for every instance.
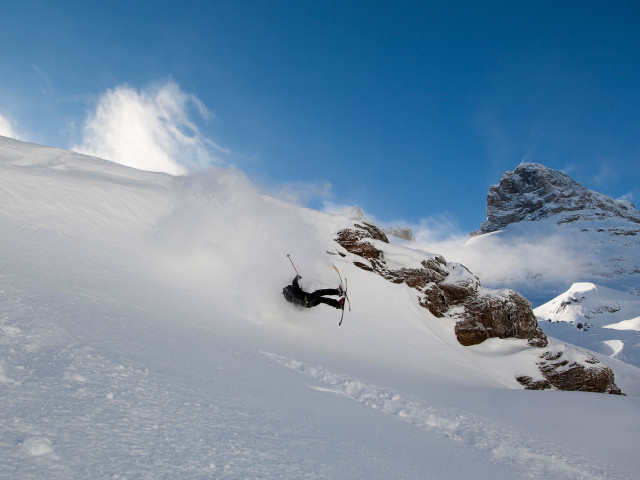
[1,1,639,234]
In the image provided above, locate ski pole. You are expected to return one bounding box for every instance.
[287,254,300,277]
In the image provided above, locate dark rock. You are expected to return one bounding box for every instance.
[353,261,374,272]
[387,267,445,289]
[336,228,384,261]
[333,220,624,395]
[532,349,624,395]
[356,222,390,243]
[420,283,450,317]
[516,376,551,390]
[473,163,640,235]
[440,278,479,307]
[456,291,548,347]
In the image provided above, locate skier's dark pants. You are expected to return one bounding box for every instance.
[306,289,341,308]
[282,275,342,309]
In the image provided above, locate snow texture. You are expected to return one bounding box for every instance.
[1,136,640,479]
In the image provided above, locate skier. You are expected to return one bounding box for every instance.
[282,275,345,309]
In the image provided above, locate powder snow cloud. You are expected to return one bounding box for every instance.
[0,114,20,140]
[72,80,227,175]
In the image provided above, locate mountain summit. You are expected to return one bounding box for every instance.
[456,163,640,370]
[473,163,640,235]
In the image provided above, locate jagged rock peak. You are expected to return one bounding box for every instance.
[473,163,640,235]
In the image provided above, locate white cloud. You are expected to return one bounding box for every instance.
[72,80,227,175]
[619,191,635,204]
[414,214,466,244]
[0,114,20,139]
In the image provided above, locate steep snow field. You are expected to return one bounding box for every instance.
[1,137,639,479]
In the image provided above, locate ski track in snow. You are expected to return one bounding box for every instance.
[263,352,624,480]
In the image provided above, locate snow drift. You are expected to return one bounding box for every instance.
[1,137,640,479]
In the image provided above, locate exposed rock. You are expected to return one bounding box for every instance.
[473,163,640,236]
[456,291,548,347]
[515,376,551,391]
[387,267,442,288]
[334,221,624,394]
[335,223,478,316]
[420,283,450,317]
[335,226,385,264]
[440,266,480,306]
[338,205,415,241]
[336,224,516,325]
[517,348,624,395]
[357,222,389,243]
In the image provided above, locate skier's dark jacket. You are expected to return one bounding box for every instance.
[282,275,307,307]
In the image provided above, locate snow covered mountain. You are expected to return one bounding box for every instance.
[473,163,640,236]
[534,282,640,367]
[463,163,640,300]
[449,163,640,369]
[1,137,640,479]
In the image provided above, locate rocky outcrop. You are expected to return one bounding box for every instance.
[334,221,624,394]
[335,223,481,317]
[335,225,387,269]
[517,348,624,395]
[456,291,547,347]
[335,223,542,347]
[473,163,640,235]
[338,205,416,241]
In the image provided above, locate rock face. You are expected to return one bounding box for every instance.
[517,347,624,395]
[335,222,546,348]
[334,221,624,394]
[456,291,548,347]
[474,163,640,235]
[335,222,482,317]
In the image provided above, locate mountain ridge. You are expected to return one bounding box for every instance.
[473,163,640,236]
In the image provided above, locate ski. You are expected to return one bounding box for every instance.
[332,265,351,311]
[339,277,348,326]
[333,265,351,326]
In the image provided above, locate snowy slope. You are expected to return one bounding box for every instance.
[534,282,640,367]
[1,137,640,479]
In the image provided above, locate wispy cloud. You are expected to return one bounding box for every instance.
[619,190,636,204]
[72,80,228,175]
[414,214,466,244]
[269,180,333,206]
[0,114,21,140]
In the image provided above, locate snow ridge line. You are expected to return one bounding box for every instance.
[262,352,621,480]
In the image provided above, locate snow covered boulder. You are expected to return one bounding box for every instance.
[335,222,387,271]
[456,290,548,347]
[517,346,624,395]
